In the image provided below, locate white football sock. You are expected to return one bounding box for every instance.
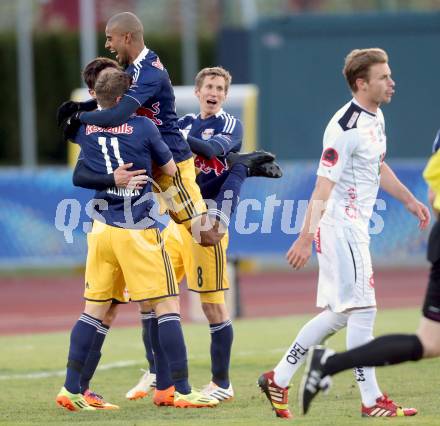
[273,309,348,388]
[346,308,382,407]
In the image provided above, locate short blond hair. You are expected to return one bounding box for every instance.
[95,69,132,108]
[195,66,232,93]
[343,48,388,92]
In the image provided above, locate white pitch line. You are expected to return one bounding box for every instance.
[0,360,140,381]
[0,348,285,381]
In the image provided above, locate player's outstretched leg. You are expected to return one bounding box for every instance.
[225,150,275,170]
[257,371,292,419]
[299,346,334,415]
[248,160,283,178]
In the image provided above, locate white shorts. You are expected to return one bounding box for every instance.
[316,222,375,312]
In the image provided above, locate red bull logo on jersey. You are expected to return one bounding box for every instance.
[195,155,227,176]
[85,123,133,135]
[136,102,163,126]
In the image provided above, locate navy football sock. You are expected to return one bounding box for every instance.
[141,311,156,374]
[65,313,101,394]
[80,323,109,393]
[157,313,191,394]
[210,164,247,226]
[149,316,173,390]
[323,334,424,377]
[210,320,233,388]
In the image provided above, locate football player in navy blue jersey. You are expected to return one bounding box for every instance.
[58,11,275,248]
[56,68,219,411]
[64,57,159,408]
[134,66,282,402]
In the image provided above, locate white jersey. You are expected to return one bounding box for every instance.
[317,99,386,241]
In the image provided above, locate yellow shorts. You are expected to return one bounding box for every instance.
[154,157,207,229]
[162,221,229,303]
[85,221,178,303]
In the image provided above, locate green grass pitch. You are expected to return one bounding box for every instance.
[1,307,438,425]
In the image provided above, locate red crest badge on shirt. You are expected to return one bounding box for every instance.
[321,147,339,167]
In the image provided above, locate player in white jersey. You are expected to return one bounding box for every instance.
[258,48,430,419]
[315,98,387,312]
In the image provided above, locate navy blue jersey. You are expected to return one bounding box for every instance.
[178,109,243,191]
[125,47,192,163]
[75,115,172,229]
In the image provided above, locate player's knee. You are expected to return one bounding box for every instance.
[202,302,229,323]
[153,296,180,316]
[102,303,119,326]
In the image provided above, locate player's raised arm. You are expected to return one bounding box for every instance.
[380,161,430,229]
[78,61,163,128]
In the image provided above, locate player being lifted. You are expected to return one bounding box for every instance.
[257,48,430,419]
[56,68,219,411]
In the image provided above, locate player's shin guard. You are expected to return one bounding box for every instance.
[141,311,157,374]
[346,308,381,407]
[210,320,233,388]
[323,334,424,377]
[157,313,191,394]
[80,323,109,393]
[65,313,102,394]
